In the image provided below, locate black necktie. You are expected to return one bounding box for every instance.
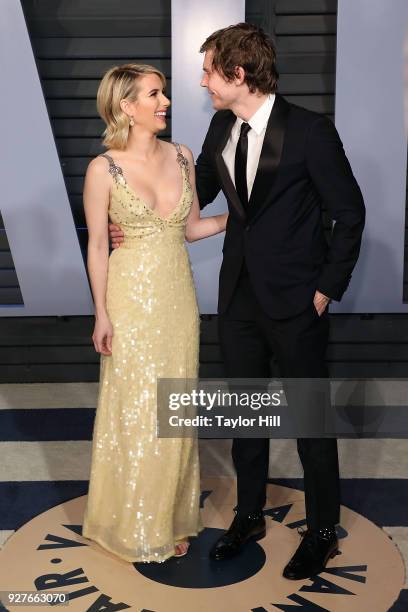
[234,122,251,209]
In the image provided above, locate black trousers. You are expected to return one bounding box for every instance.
[218,263,340,530]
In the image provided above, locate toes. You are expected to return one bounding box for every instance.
[175,542,189,555]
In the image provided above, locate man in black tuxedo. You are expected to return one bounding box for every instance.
[109,23,365,580]
[196,23,364,580]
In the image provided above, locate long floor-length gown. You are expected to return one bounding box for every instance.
[82,143,203,563]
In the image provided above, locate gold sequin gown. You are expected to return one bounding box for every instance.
[82,143,203,563]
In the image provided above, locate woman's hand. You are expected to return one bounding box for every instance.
[92,313,113,356]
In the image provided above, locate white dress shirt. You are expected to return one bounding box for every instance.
[222,93,275,199]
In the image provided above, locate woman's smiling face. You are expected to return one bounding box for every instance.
[121,73,170,134]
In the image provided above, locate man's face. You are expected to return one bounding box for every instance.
[200,50,239,110]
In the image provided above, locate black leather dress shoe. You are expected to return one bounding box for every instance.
[283,526,339,580]
[209,510,266,560]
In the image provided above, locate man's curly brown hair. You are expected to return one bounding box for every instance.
[200,22,279,94]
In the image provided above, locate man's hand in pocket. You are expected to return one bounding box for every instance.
[313,290,330,316]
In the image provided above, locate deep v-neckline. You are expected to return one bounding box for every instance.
[104,144,187,222]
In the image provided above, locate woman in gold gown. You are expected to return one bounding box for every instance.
[81,64,227,563]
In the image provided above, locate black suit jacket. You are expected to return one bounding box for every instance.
[195,94,366,319]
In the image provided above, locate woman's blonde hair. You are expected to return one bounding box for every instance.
[96,63,166,150]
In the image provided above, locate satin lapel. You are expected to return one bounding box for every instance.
[247,94,290,223]
[214,112,247,221]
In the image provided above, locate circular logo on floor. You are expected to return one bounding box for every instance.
[0,479,404,611]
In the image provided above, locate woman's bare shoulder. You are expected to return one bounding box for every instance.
[84,156,114,191]
[86,154,111,175]
[160,139,192,157]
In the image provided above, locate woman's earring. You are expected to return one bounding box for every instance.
[129,116,134,127]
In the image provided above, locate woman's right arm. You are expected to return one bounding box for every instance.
[83,157,113,355]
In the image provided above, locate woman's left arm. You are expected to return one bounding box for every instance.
[183,145,228,243]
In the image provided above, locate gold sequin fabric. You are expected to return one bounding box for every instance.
[82,143,203,563]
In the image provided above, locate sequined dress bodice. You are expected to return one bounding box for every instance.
[102,143,192,245]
